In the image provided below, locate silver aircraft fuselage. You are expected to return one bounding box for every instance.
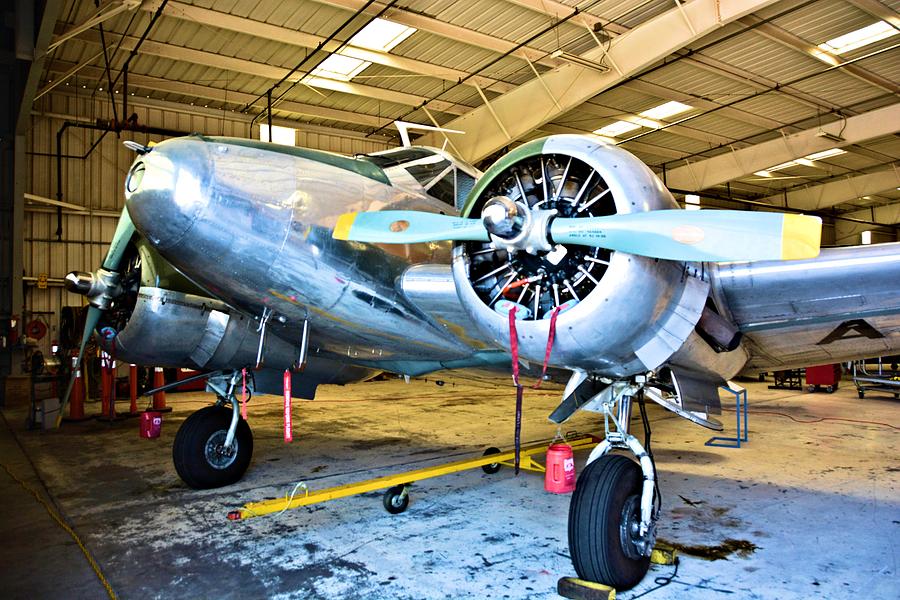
[125,136,483,371]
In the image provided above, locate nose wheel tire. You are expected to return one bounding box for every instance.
[481,447,502,474]
[173,405,253,489]
[568,454,651,590]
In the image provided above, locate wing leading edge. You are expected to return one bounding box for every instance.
[713,242,900,372]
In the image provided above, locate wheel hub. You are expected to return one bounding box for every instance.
[204,430,238,470]
[619,494,651,559]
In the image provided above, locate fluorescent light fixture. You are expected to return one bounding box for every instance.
[593,120,640,137]
[753,170,772,178]
[804,148,846,161]
[685,194,701,210]
[550,49,610,73]
[795,158,815,167]
[861,230,872,245]
[311,54,369,81]
[349,18,416,52]
[818,21,897,55]
[639,101,692,120]
[259,124,296,146]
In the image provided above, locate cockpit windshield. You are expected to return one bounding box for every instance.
[359,147,479,210]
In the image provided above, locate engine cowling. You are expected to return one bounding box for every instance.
[451,135,710,378]
[93,239,377,390]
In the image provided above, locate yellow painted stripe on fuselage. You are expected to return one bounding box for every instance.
[332,212,357,240]
[781,214,822,260]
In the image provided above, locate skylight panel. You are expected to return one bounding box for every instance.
[639,101,692,120]
[311,54,370,81]
[753,148,847,176]
[804,148,846,161]
[817,21,897,55]
[349,18,416,52]
[593,121,640,137]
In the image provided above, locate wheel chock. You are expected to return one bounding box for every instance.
[650,542,677,565]
[557,576,615,600]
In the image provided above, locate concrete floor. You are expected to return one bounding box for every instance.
[0,372,898,599]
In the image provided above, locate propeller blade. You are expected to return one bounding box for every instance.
[56,306,102,427]
[550,210,821,262]
[102,209,136,271]
[333,211,489,244]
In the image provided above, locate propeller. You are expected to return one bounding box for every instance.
[57,209,136,426]
[333,204,821,263]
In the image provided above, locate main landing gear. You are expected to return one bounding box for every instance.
[567,382,659,590]
[173,371,253,489]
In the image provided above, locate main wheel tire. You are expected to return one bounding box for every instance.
[173,405,253,489]
[568,454,651,590]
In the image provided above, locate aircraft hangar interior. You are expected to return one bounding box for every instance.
[2,1,899,598]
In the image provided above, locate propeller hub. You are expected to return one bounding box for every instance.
[482,196,525,239]
[481,196,556,254]
[64,268,122,311]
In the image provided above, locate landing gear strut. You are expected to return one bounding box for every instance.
[173,371,253,489]
[567,384,658,590]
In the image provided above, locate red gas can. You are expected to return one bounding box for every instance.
[544,443,576,494]
[140,411,163,439]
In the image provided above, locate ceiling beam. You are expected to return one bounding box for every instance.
[844,0,900,29]
[70,30,467,115]
[39,92,395,144]
[740,15,900,95]
[518,0,850,118]
[538,124,689,160]
[759,166,900,210]
[310,0,563,68]
[834,203,900,244]
[138,0,514,93]
[664,103,900,191]
[417,0,782,163]
[505,0,628,34]
[621,79,785,130]
[567,102,734,146]
[46,0,139,53]
[46,60,394,129]
[16,0,66,133]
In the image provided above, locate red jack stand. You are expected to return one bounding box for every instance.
[96,352,124,422]
[123,364,141,417]
[63,355,91,422]
[151,367,172,413]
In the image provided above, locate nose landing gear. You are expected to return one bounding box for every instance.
[566,383,659,590]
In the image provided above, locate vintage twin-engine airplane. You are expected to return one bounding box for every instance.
[63,132,900,589]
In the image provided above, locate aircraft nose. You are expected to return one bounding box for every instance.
[124,137,211,251]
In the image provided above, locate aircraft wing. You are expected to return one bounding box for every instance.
[714,242,900,372]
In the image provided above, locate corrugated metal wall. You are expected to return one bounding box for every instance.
[23,92,391,354]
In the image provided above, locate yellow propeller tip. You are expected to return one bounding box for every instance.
[333,213,357,240]
[781,214,822,260]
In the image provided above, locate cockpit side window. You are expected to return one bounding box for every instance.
[361,148,436,169]
[426,171,456,205]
